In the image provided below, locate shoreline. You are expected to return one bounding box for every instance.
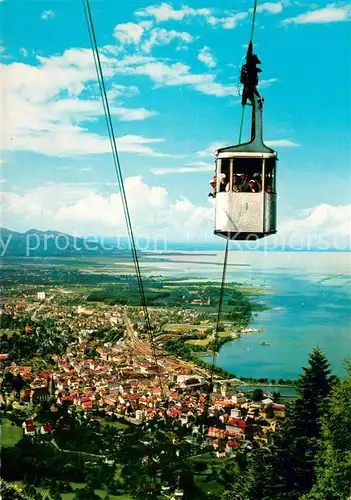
[183,350,298,390]
[7,258,348,380]
[165,325,299,388]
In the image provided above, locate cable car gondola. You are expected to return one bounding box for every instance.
[213,41,278,241]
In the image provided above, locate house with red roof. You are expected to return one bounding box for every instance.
[226,440,239,454]
[207,427,228,439]
[57,394,75,405]
[81,400,93,410]
[104,396,117,407]
[40,423,53,434]
[226,418,247,437]
[22,420,36,436]
[271,404,285,418]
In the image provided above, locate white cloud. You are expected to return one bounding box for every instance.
[114,22,147,44]
[265,139,299,147]
[117,135,170,157]
[196,141,228,157]
[198,46,216,69]
[256,2,284,14]
[1,50,163,157]
[106,84,140,102]
[113,57,268,100]
[196,139,299,158]
[41,10,55,20]
[79,167,93,172]
[135,3,206,22]
[3,179,349,248]
[276,204,351,250]
[142,28,194,53]
[195,81,238,97]
[3,128,168,158]
[3,48,111,103]
[115,56,240,97]
[19,48,28,57]
[109,84,139,96]
[135,3,248,29]
[207,12,248,29]
[0,9,277,161]
[110,18,275,98]
[47,98,157,122]
[0,178,6,184]
[258,77,279,88]
[113,21,194,53]
[2,178,214,240]
[151,162,213,174]
[114,106,158,121]
[283,4,351,24]
[196,138,299,156]
[185,161,212,166]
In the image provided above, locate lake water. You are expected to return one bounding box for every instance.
[140,251,351,380]
[236,385,299,397]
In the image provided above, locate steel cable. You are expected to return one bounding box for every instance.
[82,0,164,398]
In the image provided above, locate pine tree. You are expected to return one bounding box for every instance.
[246,348,334,499]
[302,361,351,499]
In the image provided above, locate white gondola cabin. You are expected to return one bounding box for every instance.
[213,92,278,241]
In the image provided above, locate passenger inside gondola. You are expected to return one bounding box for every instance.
[209,173,226,198]
[239,172,249,192]
[226,175,240,192]
[210,157,275,196]
[248,179,260,192]
[236,159,263,192]
[209,175,216,197]
[218,174,226,192]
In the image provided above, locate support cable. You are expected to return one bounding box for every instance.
[209,238,229,387]
[82,0,164,398]
[250,0,259,43]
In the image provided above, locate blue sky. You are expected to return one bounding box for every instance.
[1,0,350,248]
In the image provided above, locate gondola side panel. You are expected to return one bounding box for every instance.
[215,192,264,234]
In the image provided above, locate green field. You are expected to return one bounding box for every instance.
[186,338,212,347]
[186,330,238,347]
[1,418,23,448]
[61,286,105,295]
[0,328,21,336]
[100,419,129,430]
[164,323,212,332]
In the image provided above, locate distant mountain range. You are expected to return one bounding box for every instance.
[0,227,131,258]
[0,227,223,258]
[1,227,348,258]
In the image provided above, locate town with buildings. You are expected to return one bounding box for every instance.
[1,284,287,498]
